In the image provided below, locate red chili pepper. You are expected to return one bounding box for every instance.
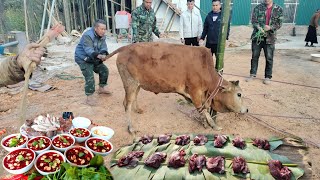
[0,174,28,180]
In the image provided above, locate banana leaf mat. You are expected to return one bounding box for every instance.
[110,134,311,180]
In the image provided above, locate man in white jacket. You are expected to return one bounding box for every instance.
[179,0,203,46]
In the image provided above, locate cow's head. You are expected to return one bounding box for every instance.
[212,80,248,113]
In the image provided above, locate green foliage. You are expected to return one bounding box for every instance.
[28,155,113,180]
[4,8,24,31]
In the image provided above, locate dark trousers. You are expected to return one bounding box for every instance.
[206,43,218,59]
[78,62,109,96]
[305,25,318,44]
[184,37,199,46]
[250,40,275,79]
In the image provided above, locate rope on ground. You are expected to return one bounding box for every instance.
[248,113,320,120]
[246,114,320,148]
[224,73,320,90]
[55,73,83,80]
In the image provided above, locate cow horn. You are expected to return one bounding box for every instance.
[231,80,239,86]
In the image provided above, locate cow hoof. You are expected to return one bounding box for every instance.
[128,126,135,134]
[202,122,208,128]
[213,126,222,131]
[128,126,139,134]
[135,108,144,114]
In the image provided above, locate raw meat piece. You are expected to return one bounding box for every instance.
[175,135,190,146]
[232,136,246,149]
[213,135,228,148]
[158,134,172,145]
[268,160,292,180]
[188,154,206,173]
[232,156,250,174]
[253,138,271,150]
[193,135,208,146]
[118,151,144,168]
[144,152,167,169]
[168,150,186,168]
[139,135,153,144]
[206,156,225,174]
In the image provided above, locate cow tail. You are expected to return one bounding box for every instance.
[105,45,129,59]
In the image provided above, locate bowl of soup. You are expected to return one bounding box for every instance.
[69,128,91,143]
[52,134,75,152]
[1,133,28,152]
[2,148,35,174]
[85,137,113,156]
[64,146,94,167]
[35,150,66,175]
[26,136,51,155]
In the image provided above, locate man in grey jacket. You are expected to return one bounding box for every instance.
[179,0,203,46]
[75,19,111,106]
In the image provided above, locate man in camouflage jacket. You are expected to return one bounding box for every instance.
[131,0,161,43]
[246,0,283,85]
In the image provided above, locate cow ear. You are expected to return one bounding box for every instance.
[219,84,231,92]
[230,80,239,86]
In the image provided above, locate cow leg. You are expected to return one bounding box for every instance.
[203,110,222,130]
[189,90,222,130]
[133,86,144,114]
[117,63,139,134]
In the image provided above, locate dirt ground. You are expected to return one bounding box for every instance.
[0,38,319,179]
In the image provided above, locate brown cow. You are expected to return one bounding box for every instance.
[106,42,248,133]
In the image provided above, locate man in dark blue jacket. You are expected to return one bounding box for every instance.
[75,19,111,106]
[200,0,230,59]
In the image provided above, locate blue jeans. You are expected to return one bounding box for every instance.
[250,41,275,79]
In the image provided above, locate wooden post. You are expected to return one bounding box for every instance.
[79,0,86,29]
[63,0,71,32]
[90,0,95,26]
[166,13,176,32]
[111,1,116,36]
[55,0,60,22]
[78,0,84,31]
[24,0,30,42]
[69,0,74,30]
[94,0,98,20]
[105,0,110,31]
[121,0,125,11]
[216,0,231,72]
[160,6,170,32]
[72,0,77,30]
[209,0,232,119]
[40,0,48,38]
[132,0,136,10]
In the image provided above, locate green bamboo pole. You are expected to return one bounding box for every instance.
[216,0,231,72]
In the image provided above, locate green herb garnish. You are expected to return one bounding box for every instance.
[44,159,51,163]
[32,141,38,147]
[16,155,25,161]
[75,129,83,134]
[9,138,18,147]
[39,139,44,147]
[59,135,69,143]
[9,134,23,147]
[79,152,85,157]
[95,142,104,147]
[49,162,54,167]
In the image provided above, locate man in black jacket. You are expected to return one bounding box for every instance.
[200,0,230,59]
